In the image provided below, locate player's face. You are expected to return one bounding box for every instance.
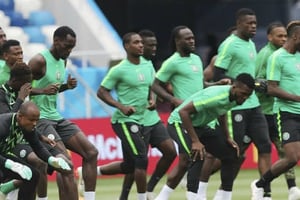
[232,83,253,105]
[178,28,195,54]
[238,15,257,39]
[4,46,23,66]
[0,29,7,45]
[55,34,76,60]
[126,34,144,57]
[294,29,300,52]
[269,27,287,48]
[18,110,40,132]
[142,36,157,60]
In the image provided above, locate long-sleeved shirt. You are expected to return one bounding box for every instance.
[0,113,52,167]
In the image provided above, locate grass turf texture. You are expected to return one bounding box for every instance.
[47,168,298,199]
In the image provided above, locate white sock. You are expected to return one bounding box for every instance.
[137,193,146,200]
[97,166,102,176]
[213,190,223,200]
[197,181,208,198]
[6,189,19,199]
[84,191,95,200]
[186,191,197,200]
[222,190,232,200]
[154,185,174,200]
[37,198,48,200]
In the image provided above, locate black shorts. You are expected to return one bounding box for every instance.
[12,140,61,160]
[37,118,81,143]
[112,122,148,164]
[227,106,271,154]
[167,122,236,160]
[276,111,300,145]
[143,121,171,148]
[265,114,279,142]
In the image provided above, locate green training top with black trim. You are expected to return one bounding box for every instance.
[142,57,161,126]
[267,47,300,114]
[156,52,204,100]
[255,42,277,115]
[168,85,236,127]
[101,57,154,124]
[215,34,259,110]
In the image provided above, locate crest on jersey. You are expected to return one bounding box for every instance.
[191,65,199,72]
[130,124,139,133]
[234,114,243,122]
[19,149,27,158]
[56,71,61,81]
[137,73,145,82]
[282,132,290,141]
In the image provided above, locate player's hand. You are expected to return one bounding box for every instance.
[40,135,56,147]
[171,98,183,107]
[43,83,60,95]
[227,138,240,157]
[255,79,268,93]
[5,159,32,180]
[217,78,232,85]
[18,83,32,100]
[190,141,206,161]
[48,156,71,171]
[119,105,136,116]
[66,74,77,89]
[147,99,156,110]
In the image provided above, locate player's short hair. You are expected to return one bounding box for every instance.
[236,8,255,21]
[139,29,155,38]
[19,101,39,116]
[235,73,255,89]
[1,39,20,53]
[169,25,189,53]
[286,20,300,37]
[267,21,285,35]
[10,62,31,79]
[53,26,76,39]
[122,32,138,47]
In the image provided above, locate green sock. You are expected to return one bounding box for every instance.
[0,180,16,194]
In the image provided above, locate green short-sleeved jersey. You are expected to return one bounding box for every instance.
[215,34,259,110]
[168,85,235,127]
[101,58,154,124]
[267,48,300,114]
[143,59,161,126]
[0,59,5,69]
[31,50,66,120]
[0,64,10,85]
[156,52,204,100]
[255,42,277,115]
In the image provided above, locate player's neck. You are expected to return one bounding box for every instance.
[127,55,140,65]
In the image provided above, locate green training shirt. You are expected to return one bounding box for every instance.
[31,49,66,120]
[215,34,259,110]
[142,58,161,126]
[0,59,5,69]
[156,52,204,100]
[267,48,300,114]
[0,64,10,85]
[255,42,277,115]
[101,58,154,124]
[168,85,236,127]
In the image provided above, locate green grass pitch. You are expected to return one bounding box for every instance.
[47,167,299,199]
